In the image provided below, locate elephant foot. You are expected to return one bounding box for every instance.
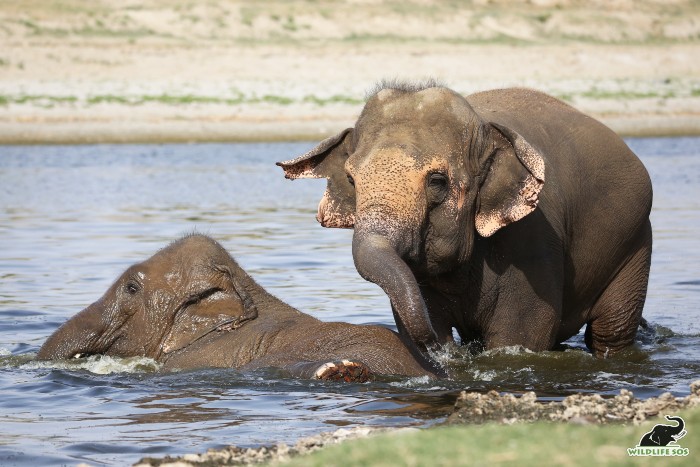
[314,360,372,383]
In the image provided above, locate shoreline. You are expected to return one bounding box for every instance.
[3,1,699,145]
[2,110,699,145]
[135,381,700,466]
[3,120,700,146]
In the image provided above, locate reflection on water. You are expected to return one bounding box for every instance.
[0,138,699,465]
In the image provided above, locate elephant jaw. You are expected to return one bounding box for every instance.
[352,231,439,354]
[37,299,160,362]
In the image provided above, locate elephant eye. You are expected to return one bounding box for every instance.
[346,174,355,187]
[125,281,141,295]
[428,172,448,189]
[427,171,448,198]
[427,172,449,206]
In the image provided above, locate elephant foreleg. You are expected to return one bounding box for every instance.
[286,360,373,382]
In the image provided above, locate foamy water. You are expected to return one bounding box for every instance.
[21,355,161,375]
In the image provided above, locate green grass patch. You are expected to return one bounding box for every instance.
[259,94,293,105]
[581,89,668,100]
[283,409,700,466]
[0,92,363,107]
[0,95,78,107]
[302,94,364,106]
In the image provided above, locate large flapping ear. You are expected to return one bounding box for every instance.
[162,275,258,355]
[277,128,352,179]
[475,123,546,237]
[277,128,356,228]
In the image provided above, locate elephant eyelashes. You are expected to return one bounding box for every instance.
[428,172,448,188]
[427,172,448,204]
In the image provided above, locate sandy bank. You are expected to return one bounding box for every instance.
[2,1,700,143]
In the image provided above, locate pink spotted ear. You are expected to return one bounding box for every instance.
[277,129,352,179]
[277,129,356,228]
[475,123,545,237]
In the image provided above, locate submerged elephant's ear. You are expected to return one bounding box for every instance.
[277,128,356,228]
[162,275,258,355]
[475,123,545,237]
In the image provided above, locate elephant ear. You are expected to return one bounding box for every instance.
[649,430,662,445]
[276,128,356,228]
[475,123,546,237]
[161,276,258,355]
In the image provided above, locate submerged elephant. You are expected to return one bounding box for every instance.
[278,83,652,358]
[37,235,437,380]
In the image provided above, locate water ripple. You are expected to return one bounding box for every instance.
[0,139,699,465]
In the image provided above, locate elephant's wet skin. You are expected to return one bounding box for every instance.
[278,83,652,360]
[37,234,438,380]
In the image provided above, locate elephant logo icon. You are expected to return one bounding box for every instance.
[638,416,687,447]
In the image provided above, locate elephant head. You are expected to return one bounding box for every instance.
[37,235,258,362]
[639,416,687,446]
[278,82,545,353]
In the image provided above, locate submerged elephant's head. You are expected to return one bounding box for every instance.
[278,82,545,353]
[38,235,258,362]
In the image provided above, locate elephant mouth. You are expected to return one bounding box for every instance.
[404,260,430,284]
[403,250,453,284]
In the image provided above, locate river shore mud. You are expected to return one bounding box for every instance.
[135,380,700,466]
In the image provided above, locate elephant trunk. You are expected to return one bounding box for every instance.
[37,300,109,360]
[352,231,438,354]
[666,416,685,436]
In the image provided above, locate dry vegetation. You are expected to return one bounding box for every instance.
[1,0,699,142]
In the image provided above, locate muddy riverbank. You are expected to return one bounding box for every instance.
[135,380,700,466]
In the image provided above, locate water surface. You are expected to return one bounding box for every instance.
[1,138,698,465]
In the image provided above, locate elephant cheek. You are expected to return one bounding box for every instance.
[38,300,113,360]
[425,236,461,274]
[426,192,471,272]
[317,189,355,228]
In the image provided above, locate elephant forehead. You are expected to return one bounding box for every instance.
[350,148,447,179]
[375,87,466,119]
[164,270,184,288]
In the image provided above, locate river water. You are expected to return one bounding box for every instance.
[1,138,698,465]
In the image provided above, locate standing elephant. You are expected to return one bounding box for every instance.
[37,234,437,380]
[638,416,686,446]
[278,83,652,358]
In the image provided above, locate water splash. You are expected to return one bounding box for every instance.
[22,354,161,374]
[388,375,436,389]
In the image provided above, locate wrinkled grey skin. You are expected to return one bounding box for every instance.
[37,235,436,379]
[278,84,652,359]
